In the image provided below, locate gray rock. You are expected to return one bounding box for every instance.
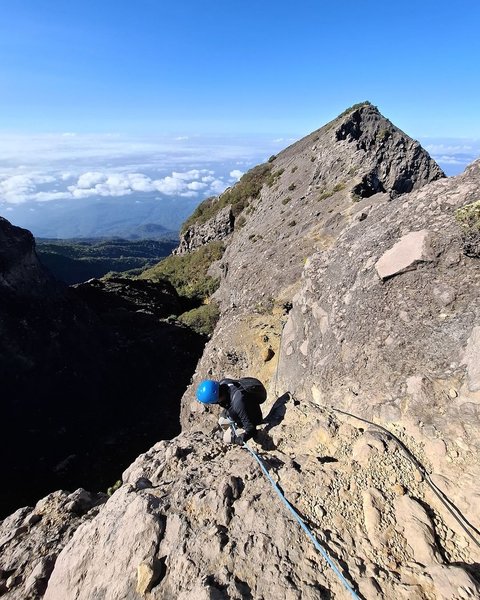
[462,326,480,392]
[0,490,106,600]
[176,205,234,254]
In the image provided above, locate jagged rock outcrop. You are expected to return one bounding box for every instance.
[0,217,54,296]
[2,104,479,599]
[175,205,234,254]
[0,489,106,599]
[33,421,480,599]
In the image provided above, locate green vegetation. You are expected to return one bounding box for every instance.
[282,196,292,205]
[317,183,346,201]
[318,190,334,201]
[288,220,297,227]
[376,128,391,142]
[291,165,298,173]
[267,168,285,187]
[181,163,272,233]
[456,200,480,231]
[36,238,177,285]
[178,302,220,336]
[107,480,122,496]
[139,240,225,301]
[288,183,296,191]
[456,200,480,257]
[337,101,374,119]
[268,154,277,163]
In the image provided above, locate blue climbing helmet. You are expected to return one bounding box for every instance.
[196,380,220,404]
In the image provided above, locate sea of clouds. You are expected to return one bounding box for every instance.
[0,133,285,207]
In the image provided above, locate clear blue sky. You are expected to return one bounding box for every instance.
[1,0,479,138]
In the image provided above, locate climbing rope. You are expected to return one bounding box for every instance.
[271,310,480,549]
[322,402,480,550]
[229,421,361,600]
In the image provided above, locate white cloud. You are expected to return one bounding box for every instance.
[0,173,56,204]
[61,169,224,200]
[435,155,465,165]
[77,172,107,188]
[209,179,228,194]
[229,169,243,180]
[34,191,73,202]
[187,181,208,191]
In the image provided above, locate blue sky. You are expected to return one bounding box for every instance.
[1,0,479,136]
[0,0,479,230]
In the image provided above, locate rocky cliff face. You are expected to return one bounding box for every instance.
[175,205,234,254]
[2,104,480,600]
[0,217,54,296]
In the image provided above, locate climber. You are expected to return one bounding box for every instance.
[196,377,267,445]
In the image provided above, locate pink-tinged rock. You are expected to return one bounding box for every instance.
[375,230,434,279]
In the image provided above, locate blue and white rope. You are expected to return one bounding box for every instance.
[229,423,360,599]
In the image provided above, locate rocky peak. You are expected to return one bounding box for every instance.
[0,217,56,297]
[331,102,444,196]
[175,103,444,265]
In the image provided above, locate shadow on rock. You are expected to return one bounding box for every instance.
[263,392,290,431]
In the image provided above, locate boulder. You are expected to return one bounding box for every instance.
[375,229,435,279]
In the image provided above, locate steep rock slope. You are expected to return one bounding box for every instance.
[37,425,480,600]
[181,102,445,430]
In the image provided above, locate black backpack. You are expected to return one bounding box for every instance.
[235,377,267,405]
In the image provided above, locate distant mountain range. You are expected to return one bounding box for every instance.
[4,194,201,239]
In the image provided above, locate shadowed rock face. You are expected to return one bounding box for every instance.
[0,217,53,295]
[0,217,205,519]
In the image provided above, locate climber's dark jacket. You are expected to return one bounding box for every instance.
[218,378,263,442]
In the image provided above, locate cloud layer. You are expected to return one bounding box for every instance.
[0,168,234,204]
[0,133,278,207]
